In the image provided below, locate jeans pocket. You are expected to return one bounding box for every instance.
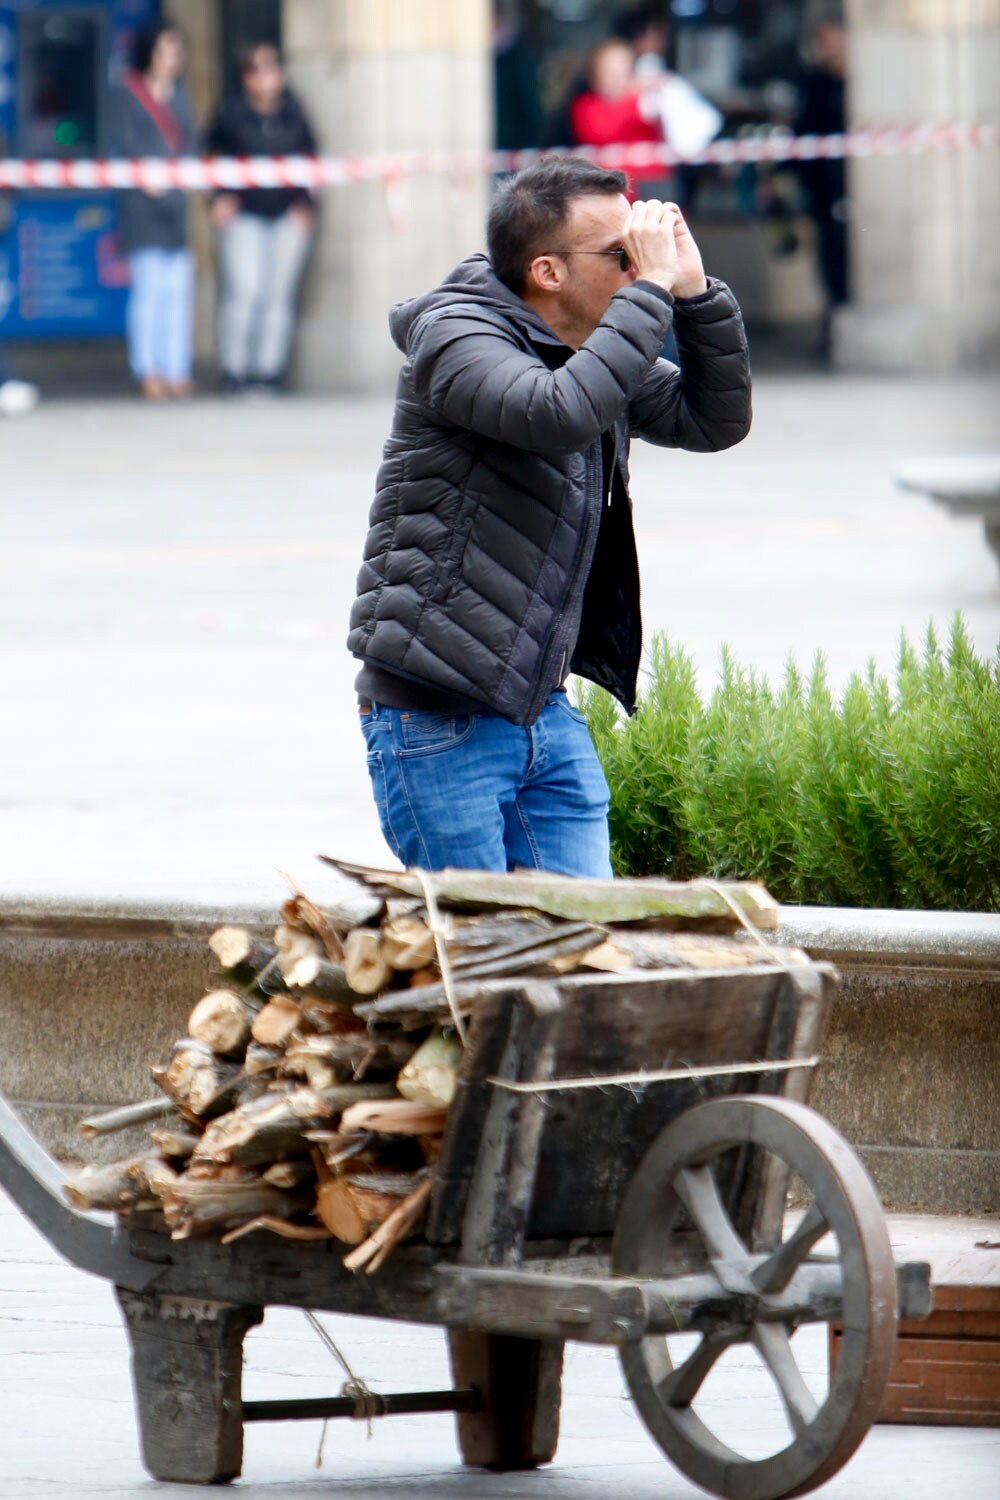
[397,711,476,757]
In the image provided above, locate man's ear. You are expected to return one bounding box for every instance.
[526,254,563,294]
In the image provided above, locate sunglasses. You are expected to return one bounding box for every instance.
[544,247,632,272]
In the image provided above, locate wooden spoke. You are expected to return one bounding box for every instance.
[673,1165,748,1263]
[752,1324,820,1437]
[659,1328,739,1408]
[752,1202,829,1295]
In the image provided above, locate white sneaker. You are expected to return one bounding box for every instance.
[0,379,40,416]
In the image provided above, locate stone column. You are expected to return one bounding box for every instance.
[836,0,1000,372]
[164,0,222,364]
[282,0,492,390]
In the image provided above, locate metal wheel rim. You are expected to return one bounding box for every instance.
[613,1096,897,1500]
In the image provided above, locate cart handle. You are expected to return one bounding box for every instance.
[0,1089,160,1290]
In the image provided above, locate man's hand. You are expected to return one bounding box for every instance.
[670,207,707,299]
[622,199,707,299]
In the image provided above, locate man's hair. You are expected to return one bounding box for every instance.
[487,157,628,294]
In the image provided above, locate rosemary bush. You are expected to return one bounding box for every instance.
[580,616,1000,911]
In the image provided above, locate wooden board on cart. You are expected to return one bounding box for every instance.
[830,1246,1000,1426]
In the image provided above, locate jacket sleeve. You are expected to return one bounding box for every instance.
[626,279,752,452]
[408,280,674,454]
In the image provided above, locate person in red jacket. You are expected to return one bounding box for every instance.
[570,39,670,188]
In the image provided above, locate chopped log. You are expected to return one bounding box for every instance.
[408,966,439,988]
[78,1098,177,1142]
[280,890,346,961]
[63,1152,165,1212]
[323,860,780,930]
[340,1097,448,1137]
[188,988,259,1056]
[379,912,437,971]
[145,1159,180,1201]
[306,1132,378,1171]
[397,1028,463,1110]
[448,922,606,981]
[149,1125,201,1161]
[282,1034,415,1089]
[153,1040,243,1120]
[208,926,278,986]
[343,927,393,995]
[298,998,369,1033]
[315,1172,418,1245]
[185,1160,259,1184]
[342,1175,433,1274]
[262,1159,316,1191]
[160,1177,309,1240]
[271,927,357,1005]
[194,1083,396,1166]
[251,995,303,1048]
[245,1041,284,1075]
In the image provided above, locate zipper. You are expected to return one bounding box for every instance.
[524,437,605,722]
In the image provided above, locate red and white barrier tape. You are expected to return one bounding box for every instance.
[0,122,996,191]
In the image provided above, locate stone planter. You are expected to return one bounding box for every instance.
[0,895,996,1213]
[778,907,1000,1214]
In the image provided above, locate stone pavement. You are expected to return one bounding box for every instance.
[2,1185,997,1499]
[0,373,998,902]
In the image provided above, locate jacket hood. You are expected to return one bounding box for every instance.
[389,254,563,355]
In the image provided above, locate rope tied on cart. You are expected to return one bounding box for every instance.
[487,1054,820,1095]
[303,1310,382,1459]
[489,878,814,1097]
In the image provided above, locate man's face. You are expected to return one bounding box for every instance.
[549,192,635,345]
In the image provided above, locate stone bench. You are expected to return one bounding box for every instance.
[896,455,1000,571]
[0,895,997,1214]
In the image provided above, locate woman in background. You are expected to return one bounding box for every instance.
[206,43,317,393]
[112,24,197,400]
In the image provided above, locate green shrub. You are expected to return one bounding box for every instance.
[579,615,1000,911]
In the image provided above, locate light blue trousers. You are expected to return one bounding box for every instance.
[126,248,195,382]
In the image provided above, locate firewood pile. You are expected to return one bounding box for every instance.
[63,860,782,1274]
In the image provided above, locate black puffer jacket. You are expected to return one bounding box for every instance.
[349,255,751,725]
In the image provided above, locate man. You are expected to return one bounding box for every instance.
[349,157,751,876]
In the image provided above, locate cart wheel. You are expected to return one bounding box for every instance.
[612,1096,896,1500]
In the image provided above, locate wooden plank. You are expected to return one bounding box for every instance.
[447,1330,564,1469]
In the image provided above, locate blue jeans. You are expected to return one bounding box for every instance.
[126,248,194,382]
[360,693,612,877]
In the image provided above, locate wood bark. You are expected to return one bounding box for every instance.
[325,860,780,929]
[78,1098,178,1142]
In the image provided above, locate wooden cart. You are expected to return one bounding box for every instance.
[0,959,931,1500]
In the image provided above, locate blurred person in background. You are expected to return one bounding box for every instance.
[494,4,544,153]
[795,11,849,350]
[206,43,317,394]
[570,38,671,191]
[112,23,197,400]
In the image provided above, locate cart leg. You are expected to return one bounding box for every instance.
[447,1329,564,1470]
[116,1288,263,1484]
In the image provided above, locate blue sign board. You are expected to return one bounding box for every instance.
[0,0,161,340]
